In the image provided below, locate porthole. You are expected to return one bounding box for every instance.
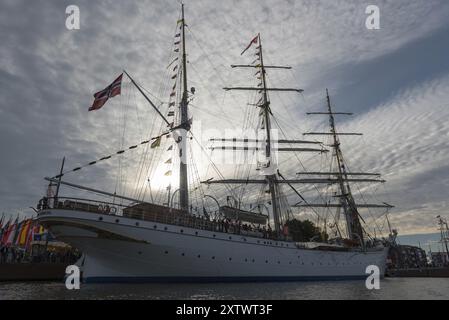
[212,256,215,260]
[265,260,268,263]
[180,229,184,233]
[245,258,248,262]
[99,217,103,221]
[135,222,139,226]
[164,251,168,254]
[213,234,216,238]
[181,253,185,256]
[164,227,168,231]
[153,225,157,229]
[197,255,201,258]
[229,257,232,261]
[195,232,198,236]
[229,236,232,240]
[115,219,120,223]
[252,259,255,263]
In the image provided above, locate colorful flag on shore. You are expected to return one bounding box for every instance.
[32,225,47,242]
[5,218,18,247]
[0,216,5,241]
[25,221,37,249]
[0,219,11,245]
[18,219,32,246]
[13,219,24,246]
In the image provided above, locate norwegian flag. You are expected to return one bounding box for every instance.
[89,73,123,111]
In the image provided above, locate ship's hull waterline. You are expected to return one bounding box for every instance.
[37,209,388,283]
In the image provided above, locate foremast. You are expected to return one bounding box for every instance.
[257,34,282,236]
[124,4,192,212]
[178,4,190,212]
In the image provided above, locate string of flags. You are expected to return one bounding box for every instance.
[52,134,167,179]
[0,216,48,249]
[163,22,184,164]
[240,34,265,100]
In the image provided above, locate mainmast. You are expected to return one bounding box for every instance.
[178,3,190,212]
[205,34,320,238]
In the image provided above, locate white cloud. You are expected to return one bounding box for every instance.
[0,0,449,235]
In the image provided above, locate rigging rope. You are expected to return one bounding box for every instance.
[52,135,165,180]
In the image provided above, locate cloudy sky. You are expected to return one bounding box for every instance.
[0,0,448,235]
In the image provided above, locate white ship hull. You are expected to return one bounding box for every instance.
[38,209,388,283]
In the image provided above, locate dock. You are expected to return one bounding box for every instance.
[0,263,67,282]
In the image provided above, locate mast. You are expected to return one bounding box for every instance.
[437,216,449,259]
[326,90,364,243]
[124,5,190,211]
[206,34,309,238]
[54,157,65,202]
[203,40,388,243]
[179,3,190,212]
[297,90,392,245]
[257,34,281,236]
[304,90,366,244]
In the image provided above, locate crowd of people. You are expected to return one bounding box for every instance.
[172,214,282,240]
[0,244,80,265]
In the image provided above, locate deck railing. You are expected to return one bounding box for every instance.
[38,197,277,240]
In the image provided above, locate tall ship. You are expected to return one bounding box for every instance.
[36,5,393,282]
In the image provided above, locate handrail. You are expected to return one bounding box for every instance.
[37,197,280,241]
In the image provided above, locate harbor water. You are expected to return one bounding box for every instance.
[1,278,448,300]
